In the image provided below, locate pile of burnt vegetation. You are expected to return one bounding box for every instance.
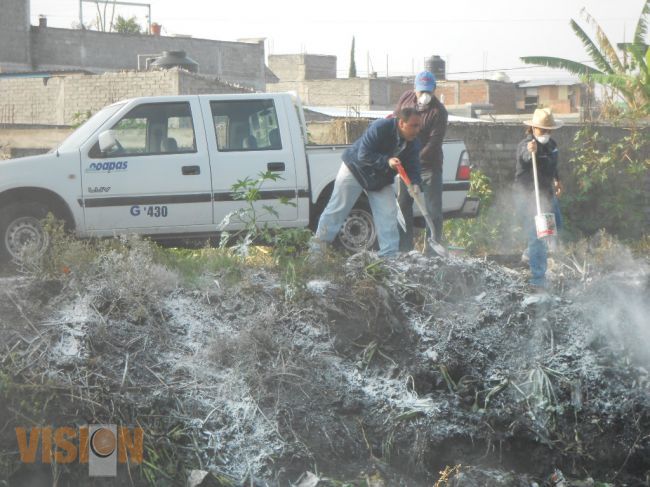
[0,233,648,486]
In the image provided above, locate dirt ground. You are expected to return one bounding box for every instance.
[0,240,649,486]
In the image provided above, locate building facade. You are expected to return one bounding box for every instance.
[0,0,266,90]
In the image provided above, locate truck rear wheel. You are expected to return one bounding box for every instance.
[335,199,378,253]
[0,202,50,264]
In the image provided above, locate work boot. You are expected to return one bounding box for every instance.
[307,237,329,261]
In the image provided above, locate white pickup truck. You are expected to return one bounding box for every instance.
[0,93,478,262]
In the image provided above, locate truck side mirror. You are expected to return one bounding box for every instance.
[98,130,118,152]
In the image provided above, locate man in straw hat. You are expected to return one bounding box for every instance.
[515,107,564,291]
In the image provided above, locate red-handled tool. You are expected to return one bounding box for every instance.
[394,162,448,258]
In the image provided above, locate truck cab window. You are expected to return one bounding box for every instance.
[89,102,196,158]
[210,99,281,151]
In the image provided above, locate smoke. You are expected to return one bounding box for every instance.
[572,238,650,366]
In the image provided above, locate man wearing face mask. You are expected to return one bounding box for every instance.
[514,107,564,291]
[394,71,448,252]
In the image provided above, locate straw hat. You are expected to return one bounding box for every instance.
[524,108,564,130]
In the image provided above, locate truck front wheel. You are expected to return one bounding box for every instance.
[335,199,378,252]
[0,202,50,264]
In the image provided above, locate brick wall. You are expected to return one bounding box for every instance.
[487,82,517,114]
[0,69,249,125]
[437,83,459,106]
[458,81,489,106]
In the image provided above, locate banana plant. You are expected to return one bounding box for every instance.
[521,1,649,114]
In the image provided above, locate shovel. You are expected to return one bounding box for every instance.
[394,162,448,258]
[531,152,557,239]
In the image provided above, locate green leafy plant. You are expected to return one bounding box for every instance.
[218,171,312,263]
[113,14,142,34]
[521,2,650,116]
[443,170,520,254]
[563,124,649,239]
[71,110,93,128]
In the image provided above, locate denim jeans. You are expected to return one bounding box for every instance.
[526,196,562,287]
[315,163,399,256]
[398,166,443,251]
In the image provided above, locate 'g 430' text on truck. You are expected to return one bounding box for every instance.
[0,93,479,262]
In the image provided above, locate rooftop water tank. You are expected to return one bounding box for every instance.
[425,55,446,81]
[149,51,199,73]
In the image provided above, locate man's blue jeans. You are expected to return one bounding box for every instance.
[315,163,399,256]
[398,166,443,251]
[526,196,563,287]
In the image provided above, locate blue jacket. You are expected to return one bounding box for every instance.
[342,118,422,191]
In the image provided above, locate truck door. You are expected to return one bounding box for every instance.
[80,99,213,233]
[199,96,298,229]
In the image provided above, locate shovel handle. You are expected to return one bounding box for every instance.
[394,162,412,186]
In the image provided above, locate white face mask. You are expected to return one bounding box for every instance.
[536,134,550,144]
[417,92,432,106]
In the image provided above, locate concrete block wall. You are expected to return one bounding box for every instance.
[269,79,370,108]
[26,27,266,90]
[0,69,247,125]
[0,77,63,125]
[268,78,411,110]
[307,120,648,198]
[268,54,337,82]
[177,71,252,95]
[0,0,31,71]
[302,55,337,80]
[369,79,412,110]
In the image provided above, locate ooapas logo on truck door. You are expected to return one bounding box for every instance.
[86,161,128,173]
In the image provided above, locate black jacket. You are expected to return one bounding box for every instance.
[515,135,559,197]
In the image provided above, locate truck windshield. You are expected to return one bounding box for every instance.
[57,102,125,153]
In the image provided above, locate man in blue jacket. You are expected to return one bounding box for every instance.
[312,107,423,257]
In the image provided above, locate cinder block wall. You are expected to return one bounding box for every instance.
[0,69,249,125]
[268,78,411,110]
[307,119,648,195]
[21,27,265,90]
[268,54,337,82]
[0,0,31,71]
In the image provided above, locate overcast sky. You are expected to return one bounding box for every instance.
[29,0,647,81]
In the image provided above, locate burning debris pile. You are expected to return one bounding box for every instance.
[0,237,648,486]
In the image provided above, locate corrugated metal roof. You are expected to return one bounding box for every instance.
[0,70,92,79]
[304,106,483,123]
[518,78,582,88]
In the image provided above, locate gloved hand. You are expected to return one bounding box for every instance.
[409,184,421,198]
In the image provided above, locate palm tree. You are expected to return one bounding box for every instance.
[521,1,649,114]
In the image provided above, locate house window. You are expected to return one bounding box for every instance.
[524,88,539,111]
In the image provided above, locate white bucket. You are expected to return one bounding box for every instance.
[535,213,557,239]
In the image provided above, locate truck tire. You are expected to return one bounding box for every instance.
[335,198,378,252]
[0,202,50,264]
